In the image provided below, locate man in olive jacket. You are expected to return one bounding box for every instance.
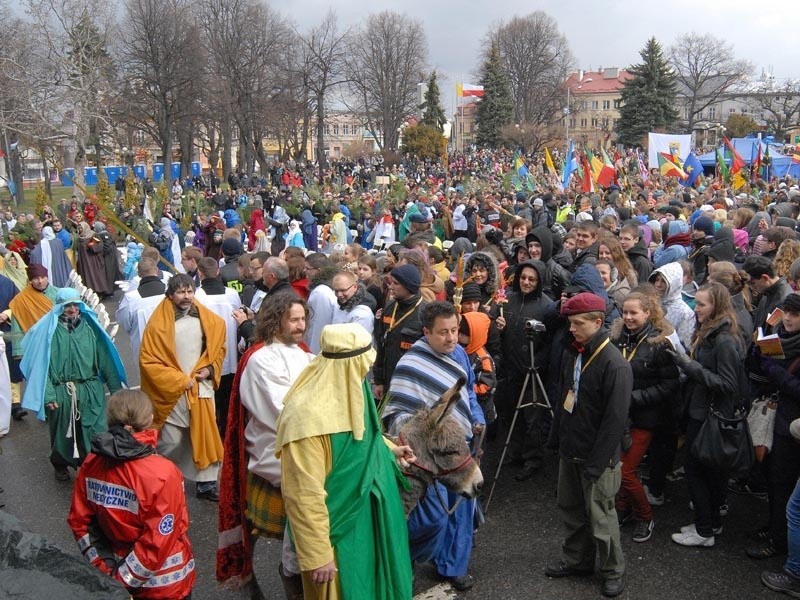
[546,292,632,599]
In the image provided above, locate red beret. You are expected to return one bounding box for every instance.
[561,292,605,317]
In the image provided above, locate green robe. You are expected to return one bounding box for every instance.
[45,318,123,467]
[10,285,59,358]
[324,382,412,600]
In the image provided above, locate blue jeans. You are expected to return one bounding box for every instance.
[785,478,800,576]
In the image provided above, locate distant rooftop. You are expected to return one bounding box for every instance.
[565,68,632,93]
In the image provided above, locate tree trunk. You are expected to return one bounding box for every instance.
[222,119,232,181]
[316,91,326,185]
[179,125,193,181]
[40,146,52,200]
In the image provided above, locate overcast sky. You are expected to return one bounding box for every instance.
[273,0,799,114]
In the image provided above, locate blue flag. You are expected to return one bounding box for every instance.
[561,141,578,189]
[681,152,703,187]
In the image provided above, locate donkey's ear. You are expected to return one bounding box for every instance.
[434,376,466,425]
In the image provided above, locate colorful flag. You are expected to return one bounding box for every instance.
[763,143,771,179]
[681,152,703,187]
[579,151,594,193]
[544,147,557,177]
[657,152,687,179]
[636,150,649,182]
[590,149,617,188]
[751,142,763,180]
[723,137,746,174]
[792,153,800,164]
[457,83,484,98]
[561,141,578,190]
[716,148,730,182]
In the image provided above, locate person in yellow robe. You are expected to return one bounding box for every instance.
[139,273,226,501]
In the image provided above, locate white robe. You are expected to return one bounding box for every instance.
[194,287,240,376]
[115,290,165,359]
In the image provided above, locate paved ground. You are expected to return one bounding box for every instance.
[0,294,789,599]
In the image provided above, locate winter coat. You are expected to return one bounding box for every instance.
[527,226,571,300]
[750,323,800,437]
[373,293,427,386]
[649,262,696,351]
[490,260,555,377]
[611,320,680,430]
[568,264,620,327]
[682,319,744,421]
[570,240,599,273]
[626,239,653,283]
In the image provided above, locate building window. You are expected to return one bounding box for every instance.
[324,125,330,135]
[602,117,609,128]
[569,118,576,128]
[613,99,622,109]
[741,108,748,114]
[708,107,716,119]
[580,101,588,110]
[342,124,349,135]
[729,108,736,114]
[592,101,599,110]
[580,118,588,128]
[333,124,339,135]
[602,100,610,110]
[591,117,599,127]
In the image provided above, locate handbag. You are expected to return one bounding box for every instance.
[691,407,755,477]
[747,394,778,462]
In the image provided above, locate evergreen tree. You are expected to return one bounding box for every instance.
[420,71,447,132]
[476,43,513,148]
[616,37,678,147]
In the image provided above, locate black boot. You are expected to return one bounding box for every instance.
[11,405,27,420]
[279,563,304,600]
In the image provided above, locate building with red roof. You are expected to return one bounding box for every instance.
[564,68,632,149]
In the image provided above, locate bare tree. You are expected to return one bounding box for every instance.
[296,11,351,183]
[345,11,427,153]
[200,0,287,176]
[117,0,203,188]
[21,0,116,198]
[488,12,574,128]
[669,32,752,131]
[747,78,800,141]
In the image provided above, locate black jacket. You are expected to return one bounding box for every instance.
[490,260,554,377]
[681,319,744,421]
[750,324,800,437]
[220,257,242,292]
[551,327,633,481]
[137,275,166,298]
[753,277,793,332]
[527,226,571,300]
[373,293,427,386]
[626,240,653,284]
[611,320,680,430]
[570,241,599,273]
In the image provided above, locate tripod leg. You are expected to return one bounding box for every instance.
[485,372,533,514]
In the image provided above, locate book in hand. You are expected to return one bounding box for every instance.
[756,327,785,359]
[766,307,784,328]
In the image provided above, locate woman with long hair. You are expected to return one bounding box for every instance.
[611,289,680,543]
[670,281,744,547]
[707,261,753,344]
[357,255,384,311]
[598,232,638,288]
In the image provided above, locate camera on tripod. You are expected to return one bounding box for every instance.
[524,318,546,336]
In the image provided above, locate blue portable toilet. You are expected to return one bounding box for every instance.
[84,166,98,186]
[119,166,129,178]
[171,162,181,181]
[191,161,201,177]
[153,163,164,182]
[133,164,146,180]
[61,168,75,186]
[104,166,120,183]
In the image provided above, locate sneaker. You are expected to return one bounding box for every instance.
[719,502,729,517]
[747,539,784,560]
[53,465,70,481]
[728,479,768,499]
[632,519,655,543]
[644,485,664,506]
[762,570,800,598]
[671,530,715,547]
[680,523,723,536]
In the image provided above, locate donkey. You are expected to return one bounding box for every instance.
[395,377,484,516]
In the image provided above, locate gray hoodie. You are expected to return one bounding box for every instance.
[649,262,695,351]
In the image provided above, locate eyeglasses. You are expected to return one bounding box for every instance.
[333,283,356,295]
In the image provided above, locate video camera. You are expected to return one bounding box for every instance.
[524,318,546,336]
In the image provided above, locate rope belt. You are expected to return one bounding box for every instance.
[64,381,81,459]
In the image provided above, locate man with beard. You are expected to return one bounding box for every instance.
[139,274,227,501]
[330,270,375,335]
[218,295,314,595]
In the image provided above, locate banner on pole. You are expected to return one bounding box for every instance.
[647,133,692,169]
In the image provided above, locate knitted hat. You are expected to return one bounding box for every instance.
[221,237,243,256]
[561,292,605,316]
[26,263,48,280]
[408,212,428,224]
[391,264,421,294]
[693,216,715,237]
[461,282,482,302]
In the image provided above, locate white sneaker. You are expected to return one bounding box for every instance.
[671,530,715,547]
[680,523,723,535]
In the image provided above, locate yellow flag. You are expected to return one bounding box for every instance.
[733,171,748,190]
[545,147,556,176]
[456,83,463,98]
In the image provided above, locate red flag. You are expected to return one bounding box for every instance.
[579,152,594,193]
[724,137,746,174]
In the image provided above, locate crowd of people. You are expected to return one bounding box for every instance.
[4,145,800,598]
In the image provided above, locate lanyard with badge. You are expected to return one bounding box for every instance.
[563,338,610,414]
